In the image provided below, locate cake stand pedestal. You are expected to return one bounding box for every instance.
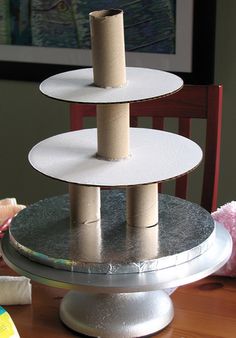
[60,290,173,337]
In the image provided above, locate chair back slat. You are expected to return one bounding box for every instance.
[131,86,208,118]
[70,104,95,130]
[201,85,223,211]
[153,117,164,130]
[174,117,191,199]
[130,116,138,127]
[175,175,188,200]
[178,117,191,138]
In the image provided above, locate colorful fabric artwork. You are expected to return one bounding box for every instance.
[31,0,78,47]
[73,0,176,53]
[0,0,11,44]
[0,0,176,54]
[10,0,31,45]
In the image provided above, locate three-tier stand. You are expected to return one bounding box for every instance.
[1,9,232,338]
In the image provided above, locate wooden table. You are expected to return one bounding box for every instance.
[1,258,236,338]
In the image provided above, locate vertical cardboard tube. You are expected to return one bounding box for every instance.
[70,221,101,263]
[69,184,101,225]
[127,226,159,260]
[126,183,158,227]
[97,103,130,160]
[89,9,126,88]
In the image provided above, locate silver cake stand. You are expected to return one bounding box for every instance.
[1,66,232,338]
[1,191,232,338]
[1,8,232,336]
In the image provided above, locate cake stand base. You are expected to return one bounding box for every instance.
[60,289,174,337]
[1,222,232,338]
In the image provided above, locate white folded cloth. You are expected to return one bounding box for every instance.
[0,276,32,305]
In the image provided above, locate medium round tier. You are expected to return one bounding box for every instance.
[29,128,202,186]
[39,67,183,104]
[9,191,215,274]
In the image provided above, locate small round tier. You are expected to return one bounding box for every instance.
[9,191,215,274]
[29,128,202,187]
[39,67,183,104]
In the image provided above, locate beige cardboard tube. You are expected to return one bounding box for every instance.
[126,183,158,227]
[97,103,130,160]
[69,184,100,225]
[89,9,126,88]
[127,225,159,260]
[70,221,101,262]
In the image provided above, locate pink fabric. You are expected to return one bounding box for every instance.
[0,218,12,238]
[212,201,236,277]
[0,198,25,239]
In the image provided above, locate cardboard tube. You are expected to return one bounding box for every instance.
[126,183,158,227]
[127,225,159,260]
[69,184,100,225]
[70,221,101,262]
[89,9,126,88]
[97,103,130,160]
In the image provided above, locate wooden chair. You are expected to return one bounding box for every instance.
[70,85,223,213]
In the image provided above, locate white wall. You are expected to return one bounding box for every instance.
[0,80,69,204]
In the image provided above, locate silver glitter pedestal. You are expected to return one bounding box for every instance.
[1,192,232,338]
[60,290,174,337]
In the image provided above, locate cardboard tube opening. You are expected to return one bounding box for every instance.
[69,184,101,225]
[89,9,126,88]
[97,103,130,160]
[126,183,158,228]
[90,9,122,18]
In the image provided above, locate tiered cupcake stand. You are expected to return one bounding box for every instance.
[1,9,232,338]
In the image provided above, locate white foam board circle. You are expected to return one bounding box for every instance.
[39,67,183,104]
[29,128,202,187]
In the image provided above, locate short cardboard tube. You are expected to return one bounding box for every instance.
[127,225,159,260]
[69,184,101,225]
[69,220,101,262]
[97,103,130,160]
[89,9,126,88]
[126,183,158,227]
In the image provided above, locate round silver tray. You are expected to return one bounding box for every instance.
[2,217,232,337]
[9,191,214,274]
[1,222,232,293]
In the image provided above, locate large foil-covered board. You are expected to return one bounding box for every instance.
[9,191,215,274]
